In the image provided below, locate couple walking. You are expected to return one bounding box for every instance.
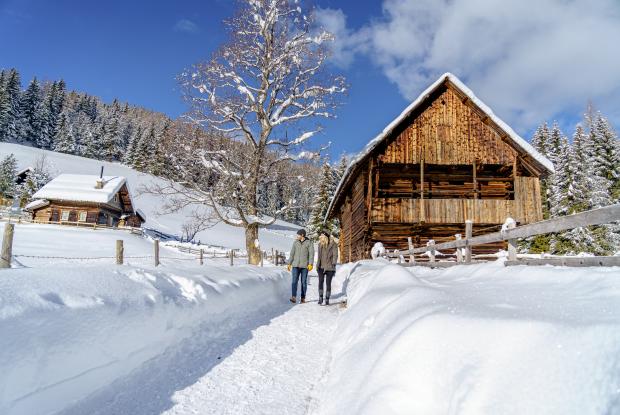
[287,229,338,305]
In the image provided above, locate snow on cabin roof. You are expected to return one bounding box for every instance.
[135,208,146,221]
[24,199,50,211]
[325,72,554,220]
[32,174,128,204]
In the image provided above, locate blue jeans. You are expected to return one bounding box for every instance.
[291,267,308,298]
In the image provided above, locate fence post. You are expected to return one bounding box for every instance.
[116,240,124,265]
[199,249,204,265]
[275,249,279,266]
[396,249,401,264]
[271,248,274,264]
[230,250,234,266]
[1,223,14,269]
[465,220,473,263]
[455,234,463,263]
[154,239,160,267]
[428,240,436,263]
[261,251,264,267]
[407,237,415,264]
[506,220,517,261]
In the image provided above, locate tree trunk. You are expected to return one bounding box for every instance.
[246,223,261,265]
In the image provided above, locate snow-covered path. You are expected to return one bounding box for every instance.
[164,275,343,415]
[60,273,343,415]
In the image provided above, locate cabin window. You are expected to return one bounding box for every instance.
[78,211,87,222]
[376,163,515,200]
[60,210,70,221]
[114,194,119,203]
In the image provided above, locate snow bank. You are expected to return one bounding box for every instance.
[314,260,620,415]
[0,263,289,415]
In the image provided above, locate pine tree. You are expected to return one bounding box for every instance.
[123,124,143,166]
[15,157,52,204]
[17,77,45,144]
[531,122,550,158]
[0,153,18,200]
[53,111,76,154]
[0,71,10,141]
[3,69,22,141]
[307,162,337,238]
[591,113,620,201]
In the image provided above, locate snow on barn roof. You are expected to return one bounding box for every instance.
[32,174,127,204]
[24,199,50,211]
[325,72,554,220]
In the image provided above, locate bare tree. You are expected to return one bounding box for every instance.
[164,0,345,264]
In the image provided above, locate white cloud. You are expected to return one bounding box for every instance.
[174,19,200,34]
[317,0,620,130]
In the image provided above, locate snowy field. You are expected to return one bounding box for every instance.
[314,260,620,415]
[2,212,620,414]
[0,142,298,252]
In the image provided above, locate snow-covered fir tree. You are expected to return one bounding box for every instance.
[307,162,337,238]
[1,69,22,141]
[53,111,76,154]
[0,153,18,200]
[17,77,45,145]
[15,156,52,205]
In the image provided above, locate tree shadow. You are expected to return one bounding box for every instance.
[58,301,293,415]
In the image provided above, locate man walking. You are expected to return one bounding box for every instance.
[287,229,314,304]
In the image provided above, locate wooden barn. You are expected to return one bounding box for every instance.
[24,174,145,228]
[326,73,554,262]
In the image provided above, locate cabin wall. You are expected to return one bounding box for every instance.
[378,86,518,166]
[338,168,370,262]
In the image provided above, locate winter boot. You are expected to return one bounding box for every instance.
[300,297,306,304]
[290,296,296,304]
[325,297,330,306]
[318,296,323,305]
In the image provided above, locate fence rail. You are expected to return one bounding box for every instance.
[386,203,620,267]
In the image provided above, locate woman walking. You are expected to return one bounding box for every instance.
[316,230,338,305]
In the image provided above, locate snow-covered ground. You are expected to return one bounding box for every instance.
[0,221,291,415]
[313,260,620,415]
[1,142,298,252]
[2,197,619,414]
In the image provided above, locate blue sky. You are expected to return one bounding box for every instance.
[1,0,619,160]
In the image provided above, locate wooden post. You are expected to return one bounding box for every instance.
[230,250,234,266]
[428,240,436,263]
[271,248,274,264]
[455,234,463,262]
[506,220,517,261]
[154,239,160,267]
[473,160,478,199]
[275,249,279,266]
[116,240,124,265]
[420,158,425,222]
[396,249,401,264]
[465,220,473,263]
[199,249,204,265]
[407,237,415,263]
[261,251,264,267]
[1,223,14,269]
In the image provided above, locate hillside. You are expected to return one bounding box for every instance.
[1,142,298,252]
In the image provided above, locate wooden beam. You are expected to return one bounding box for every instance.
[505,257,620,267]
[420,158,425,222]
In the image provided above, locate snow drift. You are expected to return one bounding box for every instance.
[0,263,289,415]
[313,260,620,415]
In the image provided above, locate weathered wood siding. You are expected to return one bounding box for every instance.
[378,86,518,165]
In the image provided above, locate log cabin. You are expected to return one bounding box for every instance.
[326,73,554,262]
[24,174,145,227]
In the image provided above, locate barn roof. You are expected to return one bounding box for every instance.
[326,72,554,220]
[32,174,128,204]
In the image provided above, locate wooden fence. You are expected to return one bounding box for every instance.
[385,203,620,267]
[0,223,288,269]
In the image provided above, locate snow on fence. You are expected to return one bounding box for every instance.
[0,224,285,268]
[386,203,620,267]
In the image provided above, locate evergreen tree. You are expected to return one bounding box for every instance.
[15,157,52,204]
[531,122,550,158]
[123,124,143,166]
[0,153,18,199]
[591,113,620,201]
[3,69,22,141]
[307,162,337,238]
[17,77,45,144]
[0,71,10,141]
[53,111,76,154]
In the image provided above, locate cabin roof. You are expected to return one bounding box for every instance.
[326,72,554,220]
[32,174,128,204]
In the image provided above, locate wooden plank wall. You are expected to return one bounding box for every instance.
[378,86,518,166]
[514,176,543,223]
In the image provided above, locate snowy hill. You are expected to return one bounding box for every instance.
[1,142,299,252]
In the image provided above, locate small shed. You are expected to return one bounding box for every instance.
[326,73,554,262]
[25,174,145,227]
